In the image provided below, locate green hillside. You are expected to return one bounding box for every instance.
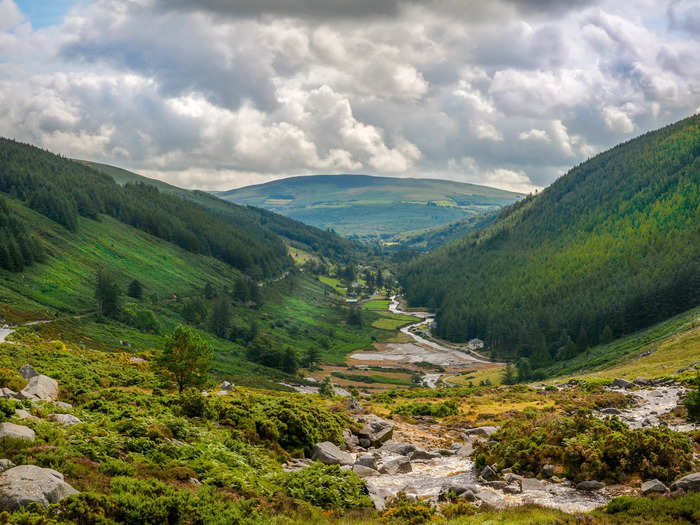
[80,160,357,261]
[215,174,522,240]
[401,114,700,363]
[387,211,498,251]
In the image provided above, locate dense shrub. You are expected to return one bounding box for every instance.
[475,411,693,483]
[283,464,371,510]
[393,400,458,418]
[602,493,700,524]
[381,493,435,524]
[684,374,700,422]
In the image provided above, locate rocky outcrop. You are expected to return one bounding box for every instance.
[0,465,78,510]
[521,478,546,491]
[0,389,16,399]
[48,414,81,426]
[352,464,379,477]
[634,376,651,386]
[463,426,498,437]
[355,453,379,470]
[641,479,668,495]
[343,428,359,450]
[379,456,411,475]
[346,397,362,411]
[18,365,38,380]
[671,473,700,492]
[356,415,393,447]
[19,375,58,401]
[0,423,35,442]
[409,449,441,461]
[311,442,354,466]
[219,381,233,391]
[480,465,498,481]
[379,441,416,456]
[612,378,634,389]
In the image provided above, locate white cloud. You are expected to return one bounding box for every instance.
[0,0,698,191]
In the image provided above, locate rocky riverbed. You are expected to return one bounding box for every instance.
[289,383,698,514]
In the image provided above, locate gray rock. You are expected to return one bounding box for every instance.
[542,464,556,477]
[521,478,546,491]
[352,464,379,477]
[0,465,78,510]
[641,479,668,495]
[600,408,621,415]
[455,443,473,457]
[409,449,441,461]
[0,460,14,473]
[576,480,605,491]
[379,441,416,456]
[311,442,354,466]
[13,410,37,421]
[0,388,16,399]
[18,365,38,380]
[355,453,379,470]
[504,473,523,484]
[612,378,634,389]
[440,481,479,498]
[671,473,700,492]
[48,414,81,426]
[0,423,34,442]
[634,376,651,386]
[53,402,72,411]
[463,426,498,437]
[20,375,58,401]
[219,381,233,391]
[476,489,507,509]
[457,490,476,501]
[343,428,359,450]
[357,417,393,447]
[346,397,362,411]
[503,484,521,494]
[480,465,498,481]
[435,448,456,456]
[485,480,507,489]
[379,456,412,475]
[128,356,146,364]
[358,438,371,448]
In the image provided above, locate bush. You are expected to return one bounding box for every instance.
[475,411,693,483]
[684,374,700,422]
[381,493,434,524]
[99,459,136,477]
[603,493,700,523]
[283,464,371,510]
[394,400,458,418]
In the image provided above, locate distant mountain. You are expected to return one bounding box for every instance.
[401,115,700,363]
[214,174,523,240]
[80,161,357,261]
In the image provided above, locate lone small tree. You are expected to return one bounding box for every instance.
[318,376,335,398]
[95,268,121,319]
[127,279,143,299]
[501,363,517,385]
[158,325,213,393]
[282,347,299,375]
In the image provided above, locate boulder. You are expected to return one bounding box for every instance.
[346,397,362,411]
[463,426,498,437]
[521,478,546,491]
[671,473,700,493]
[634,376,651,386]
[352,464,379,477]
[219,381,233,391]
[480,465,498,481]
[128,356,146,364]
[503,484,521,494]
[0,388,16,399]
[355,453,380,470]
[476,489,507,509]
[356,416,393,447]
[379,441,416,456]
[409,449,441,461]
[455,443,474,457]
[0,460,14,473]
[612,378,634,389]
[53,401,72,411]
[311,442,354,466]
[504,473,523,484]
[576,480,605,491]
[20,375,58,401]
[379,456,412,475]
[440,480,479,497]
[48,414,81,426]
[0,465,78,510]
[13,410,37,421]
[0,423,34,442]
[542,464,556,478]
[641,479,668,495]
[600,408,621,415]
[343,429,359,450]
[18,365,38,381]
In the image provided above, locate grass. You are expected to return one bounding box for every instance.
[319,276,347,296]
[362,300,390,310]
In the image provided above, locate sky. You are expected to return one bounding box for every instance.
[0,0,698,192]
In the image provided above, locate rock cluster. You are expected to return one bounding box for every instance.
[0,465,78,510]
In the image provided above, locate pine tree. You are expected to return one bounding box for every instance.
[127,279,143,299]
[304,347,320,368]
[600,324,614,344]
[318,376,335,398]
[209,296,231,338]
[95,268,121,319]
[502,363,517,385]
[282,347,299,374]
[157,325,213,393]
